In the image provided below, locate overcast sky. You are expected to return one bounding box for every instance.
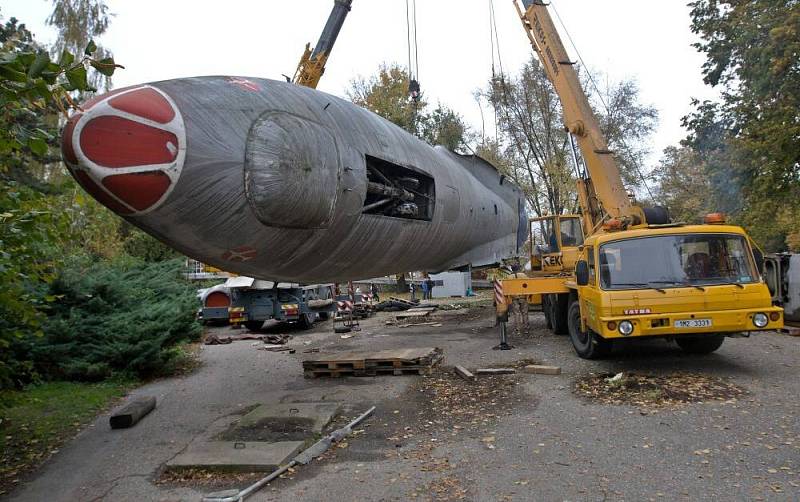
[5,0,717,170]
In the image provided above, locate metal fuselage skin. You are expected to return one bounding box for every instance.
[61,77,527,282]
[578,225,783,339]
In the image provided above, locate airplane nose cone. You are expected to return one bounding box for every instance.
[61,85,186,215]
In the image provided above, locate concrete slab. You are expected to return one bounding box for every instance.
[166,441,304,472]
[233,402,340,435]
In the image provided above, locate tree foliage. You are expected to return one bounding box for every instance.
[483,56,657,217]
[682,0,800,250]
[47,0,114,91]
[652,146,714,223]
[0,9,192,390]
[27,257,201,381]
[348,63,471,152]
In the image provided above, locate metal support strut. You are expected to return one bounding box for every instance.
[494,321,513,351]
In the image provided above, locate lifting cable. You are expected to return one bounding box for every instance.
[488,0,504,141]
[549,0,655,200]
[405,0,421,103]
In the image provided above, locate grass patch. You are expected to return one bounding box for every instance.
[0,380,133,495]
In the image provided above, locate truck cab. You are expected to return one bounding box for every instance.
[570,224,784,357]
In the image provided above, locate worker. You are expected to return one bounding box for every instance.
[421,278,429,300]
[426,277,435,299]
[370,283,379,302]
[409,281,417,301]
[505,263,530,336]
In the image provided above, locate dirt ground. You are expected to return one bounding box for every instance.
[6,300,800,501]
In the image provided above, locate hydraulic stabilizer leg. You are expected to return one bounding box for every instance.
[494,321,513,351]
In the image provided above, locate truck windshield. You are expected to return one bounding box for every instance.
[599,233,758,290]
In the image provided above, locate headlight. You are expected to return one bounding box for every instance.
[618,320,634,336]
[752,312,768,328]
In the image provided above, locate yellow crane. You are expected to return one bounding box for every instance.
[292,0,353,89]
[499,0,783,358]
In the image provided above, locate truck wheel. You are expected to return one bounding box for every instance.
[542,296,553,330]
[297,313,314,330]
[547,294,569,335]
[245,320,264,331]
[567,301,611,359]
[676,334,724,354]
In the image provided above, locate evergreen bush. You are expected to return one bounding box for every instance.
[27,256,201,381]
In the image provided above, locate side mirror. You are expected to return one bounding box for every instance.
[576,260,590,286]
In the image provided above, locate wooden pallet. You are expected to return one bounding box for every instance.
[302,347,443,378]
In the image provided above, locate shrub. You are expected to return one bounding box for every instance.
[27,256,201,381]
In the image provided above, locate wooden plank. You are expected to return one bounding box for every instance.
[454,365,475,381]
[522,365,562,375]
[110,396,156,429]
[475,368,516,375]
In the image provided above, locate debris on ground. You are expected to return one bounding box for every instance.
[475,368,516,375]
[522,365,561,375]
[453,365,475,381]
[257,345,296,354]
[376,297,419,312]
[437,304,465,311]
[574,372,747,408]
[398,321,443,328]
[156,468,263,490]
[395,307,438,320]
[263,334,291,345]
[204,334,233,345]
[409,367,522,431]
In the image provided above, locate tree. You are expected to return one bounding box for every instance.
[47,0,113,91]
[419,104,470,152]
[652,146,714,223]
[483,56,657,218]
[348,63,470,152]
[684,0,800,250]
[0,11,121,388]
[348,64,424,135]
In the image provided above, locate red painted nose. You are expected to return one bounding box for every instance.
[62,86,185,215]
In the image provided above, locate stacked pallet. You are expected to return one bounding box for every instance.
[303,347,444,378]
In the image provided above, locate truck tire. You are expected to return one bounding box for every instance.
[546,294,569,335]
[245,320,264,331]
[297,313,315,330]
[567,301,612,359]
[676,334,724,354]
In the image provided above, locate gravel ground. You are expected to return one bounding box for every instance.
[6,305,799,502]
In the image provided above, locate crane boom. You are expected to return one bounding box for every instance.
[514,0,645,231]
[292,0,353,89]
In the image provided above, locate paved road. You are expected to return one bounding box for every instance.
[7,307,800,501]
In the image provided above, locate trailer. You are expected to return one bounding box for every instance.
[223,277,335,331]
[199,284,232,324]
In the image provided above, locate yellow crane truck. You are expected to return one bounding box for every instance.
[498,0,784,358]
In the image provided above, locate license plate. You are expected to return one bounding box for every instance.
[674,319,712,328]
